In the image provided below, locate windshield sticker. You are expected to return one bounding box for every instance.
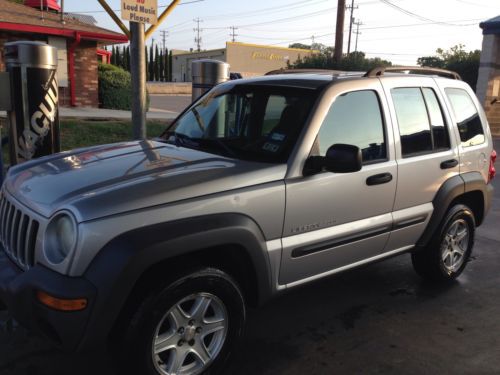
[263,142,280,153]
[270,132,286,142]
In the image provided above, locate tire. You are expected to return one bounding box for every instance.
[412,204,475,282]
[119,268,246,375]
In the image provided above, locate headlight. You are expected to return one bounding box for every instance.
[44,212,78,264]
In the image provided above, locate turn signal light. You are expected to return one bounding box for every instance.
[489,150,497,183]
[36,291,88,312]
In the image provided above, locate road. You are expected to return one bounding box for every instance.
[0,139,498,375]
[149,94,192,115]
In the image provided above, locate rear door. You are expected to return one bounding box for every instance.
[380,76,460,252]
[280,79,397,286]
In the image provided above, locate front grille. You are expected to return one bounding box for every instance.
[0,193,39,270]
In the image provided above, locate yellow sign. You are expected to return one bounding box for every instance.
[121,0,158,25]
[251,52,284,61]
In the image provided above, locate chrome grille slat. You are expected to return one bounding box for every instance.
[0,193,40,270]
[11,210,21,261]
[5,203,15,255]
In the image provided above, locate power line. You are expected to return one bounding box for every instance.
[72,0,204,14]
[378,0,478,26]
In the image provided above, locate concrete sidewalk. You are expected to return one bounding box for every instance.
[0,106,179,121]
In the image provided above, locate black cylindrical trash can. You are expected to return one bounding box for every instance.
[191,59,230,102]
[5,41,60,165]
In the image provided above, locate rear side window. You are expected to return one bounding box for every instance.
[314,90,386,164]
[445,88,485,147]
[391,88,450,157]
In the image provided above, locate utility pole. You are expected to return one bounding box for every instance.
[334,0,346,63]
[130,22,147,139]
[346,0,358,54]
[354,19,362,52]
[160,30,169,52]
[60,0,65,24]
[311,35,315,45]
[229,26,238,42]
[194,18,203,52]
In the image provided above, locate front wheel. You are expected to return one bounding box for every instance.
[412,204,475,282]
[120,268,246,375]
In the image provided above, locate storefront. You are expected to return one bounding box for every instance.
[172,41,315,82]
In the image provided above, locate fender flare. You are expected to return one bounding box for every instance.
[79,213,273,350]
[417,172,490,247]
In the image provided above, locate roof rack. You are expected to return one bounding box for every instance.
[265,68,345,76]
[364,66,462,80]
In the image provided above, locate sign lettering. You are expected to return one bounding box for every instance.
[121,0,158,25]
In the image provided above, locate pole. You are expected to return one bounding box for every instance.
[354,20,362,52]
[334,0,346,63]
[347,0,355,54]
[130,22,147,140]
[60,0,65,24]
[40,0,44,21]
[194,18,203,52]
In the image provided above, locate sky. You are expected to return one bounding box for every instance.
[63,0,499,65]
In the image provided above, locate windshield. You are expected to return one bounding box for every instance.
[161,85,318,163]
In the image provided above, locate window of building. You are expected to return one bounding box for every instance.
[391,87,450,157]
[445,88,485,147]
[314,90,387,164]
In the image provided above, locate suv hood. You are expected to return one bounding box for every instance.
[5,140,286,221]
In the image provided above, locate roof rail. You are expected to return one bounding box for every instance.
[265,68,344,76]
[364,66,462,80]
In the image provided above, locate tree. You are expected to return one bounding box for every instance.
[168,50,173,82]
[417,45,480,90]
[164,47,170,82]
[154,44,160,81]
[148,45,155,81]
[289,45,392,72]
[125,46,131,72]
[111,45,116,66]
[159,50,165,82]
[289,43,311,50]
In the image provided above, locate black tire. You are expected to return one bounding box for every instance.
[412,204,475,282]
[119,268,246,375]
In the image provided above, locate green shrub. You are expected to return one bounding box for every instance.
[98,63,132,110]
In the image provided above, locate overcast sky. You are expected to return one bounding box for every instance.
[64,0,499,65]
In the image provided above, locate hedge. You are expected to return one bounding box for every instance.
[98,64,150,110]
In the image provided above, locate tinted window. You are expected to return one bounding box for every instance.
[422,88,450,150]
[163,87,317,163]
[391,88,433,156]
[445,88,485,147]
[314,90,386,163]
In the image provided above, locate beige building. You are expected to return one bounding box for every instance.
[477,16,500,136]
[172,41,315,82]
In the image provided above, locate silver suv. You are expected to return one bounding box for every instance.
[0,67,496,375]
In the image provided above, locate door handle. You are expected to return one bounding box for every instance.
[366,173,393,186]
[440,159,458,169]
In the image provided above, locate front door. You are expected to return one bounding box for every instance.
[280,79,397,286]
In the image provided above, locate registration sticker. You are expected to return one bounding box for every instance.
[270,132,286,142]
[262,143,280,153]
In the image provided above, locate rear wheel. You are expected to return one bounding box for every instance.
[412,204,475,282]
[120,268,246,375]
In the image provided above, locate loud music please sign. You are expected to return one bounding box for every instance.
[121,0,158,24]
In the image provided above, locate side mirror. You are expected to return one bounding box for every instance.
[304,144,362,175]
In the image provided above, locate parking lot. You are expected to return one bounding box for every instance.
[0,138,499,375]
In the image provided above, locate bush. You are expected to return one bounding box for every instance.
[98,64,150,110]
[98,63,132,110]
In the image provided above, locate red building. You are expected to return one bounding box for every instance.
[0,0,128,107]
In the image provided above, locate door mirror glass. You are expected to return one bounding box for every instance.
[304,144,362,175]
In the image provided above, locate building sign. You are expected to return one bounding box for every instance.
[251,52,285,61]
[121,0,158,25]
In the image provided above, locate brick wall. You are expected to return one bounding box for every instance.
[72,40,98,107]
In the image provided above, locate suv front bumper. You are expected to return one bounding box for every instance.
[0,249,96,351]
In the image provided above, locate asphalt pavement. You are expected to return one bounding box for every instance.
[0,139,498,375]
